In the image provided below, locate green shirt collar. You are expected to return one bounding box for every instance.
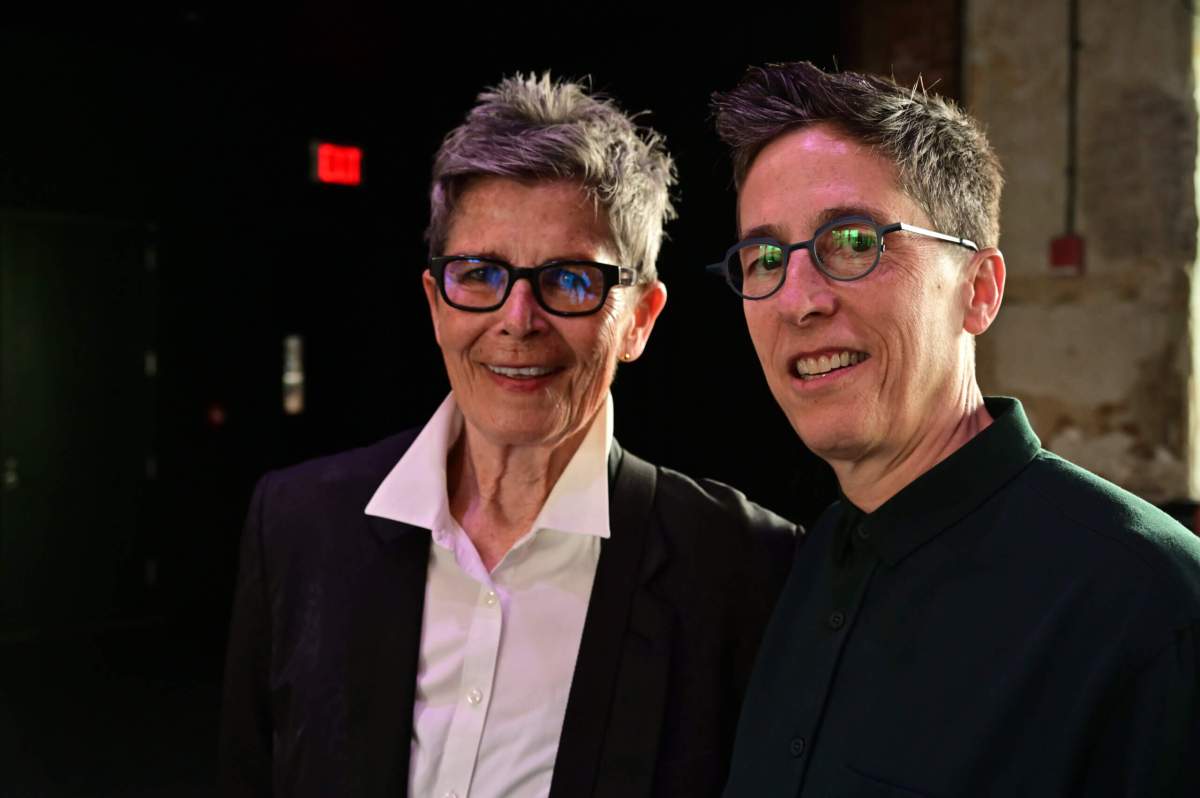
[841,397,1042,566]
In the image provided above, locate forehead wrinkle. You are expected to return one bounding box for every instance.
[446,177,619,267]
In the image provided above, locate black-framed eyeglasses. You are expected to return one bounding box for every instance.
[706,215,978,300]
[429,255,637,317]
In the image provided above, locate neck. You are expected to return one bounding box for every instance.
[835,380,992,514]
[448,417,594,571]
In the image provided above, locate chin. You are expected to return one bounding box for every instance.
[786,410,870,463]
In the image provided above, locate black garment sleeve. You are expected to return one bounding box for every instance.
[1079,621,1200,797]
[217,475,275,797]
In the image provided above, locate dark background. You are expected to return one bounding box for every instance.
[0,6,847,794]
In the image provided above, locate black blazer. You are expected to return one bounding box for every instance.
[218,429,798,797]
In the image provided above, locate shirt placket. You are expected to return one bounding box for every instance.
[790,515,880,792]
[432,580,504,798]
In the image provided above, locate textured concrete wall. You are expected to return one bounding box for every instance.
[965,0,1198,500]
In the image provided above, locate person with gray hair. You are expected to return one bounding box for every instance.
[426,74,675,285]
[218,72,798,798]
[709,61,1200,796]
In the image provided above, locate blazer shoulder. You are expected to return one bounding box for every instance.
[273,428,420,486]
[637,463,798,611]
[653,464,799,549]
[251,428,421,526]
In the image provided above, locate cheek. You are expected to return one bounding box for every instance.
[434,315,487,371]
[743,307,778,362]
[878,293,956,389]
[440,326,470,358]
[594,298,634,361]
[569,306,627,394]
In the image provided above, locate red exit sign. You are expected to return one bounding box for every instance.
[310,141,362,186]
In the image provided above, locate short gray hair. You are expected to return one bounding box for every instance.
[712,62,1003,249]
[427,73,677,282]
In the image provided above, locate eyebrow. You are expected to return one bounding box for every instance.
[444,251,613,266]
[740,222,788,241]
[448,250,508,262]
[739,204,894,242]
[815,204,891,227]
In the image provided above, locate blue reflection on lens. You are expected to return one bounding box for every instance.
[453,262,506,290]
[550,267,593,305]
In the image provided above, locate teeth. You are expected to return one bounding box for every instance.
[794,351,866,379]
[488,365,556,378]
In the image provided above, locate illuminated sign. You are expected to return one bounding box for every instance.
[310,141,362,186]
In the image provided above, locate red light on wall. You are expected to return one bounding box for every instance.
[311,141,362,186]
[1049,233,1085,276]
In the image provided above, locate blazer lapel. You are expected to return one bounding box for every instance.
[346,515,431,797]
[550,441,675,798]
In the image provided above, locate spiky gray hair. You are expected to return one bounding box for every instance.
[712,62,1003,249]
[426,73,677,282]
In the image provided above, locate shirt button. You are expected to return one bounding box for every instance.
[443,792,458,798]
[828,610,846,630]
[789,737,806,757]
[466,687,483,705]
[485,590,498,607]
[856,525,870,541]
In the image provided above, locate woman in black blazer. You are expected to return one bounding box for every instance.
[218,72,798,798]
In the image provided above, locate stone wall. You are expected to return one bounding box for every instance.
[965,0,1198,501]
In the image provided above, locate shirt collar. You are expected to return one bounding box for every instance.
[838,397,1041,567]
[364,392,613,541]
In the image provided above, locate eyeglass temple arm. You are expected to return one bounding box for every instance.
[890,222,979,252]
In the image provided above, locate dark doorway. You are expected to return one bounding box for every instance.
[0,213,156,635]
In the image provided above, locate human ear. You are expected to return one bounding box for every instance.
[422,269,443,346]
[620,280,668,362]
[962,248,1005,336]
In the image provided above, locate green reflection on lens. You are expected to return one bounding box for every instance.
[760,245,784,269]
[831,228,877,253]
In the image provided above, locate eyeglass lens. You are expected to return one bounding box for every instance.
[443,259,607,313]
[729,220,881,297]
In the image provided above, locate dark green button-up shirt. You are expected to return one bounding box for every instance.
[726,397,1200,797]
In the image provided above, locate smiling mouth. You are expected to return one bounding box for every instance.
[486,364,560,379]
[794,350,869,380]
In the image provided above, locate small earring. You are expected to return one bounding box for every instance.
[620,352,632,362]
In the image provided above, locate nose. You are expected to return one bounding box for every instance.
[498,276,548,336]
[776,247,837,323]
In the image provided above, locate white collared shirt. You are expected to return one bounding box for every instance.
[364,392,613,798]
